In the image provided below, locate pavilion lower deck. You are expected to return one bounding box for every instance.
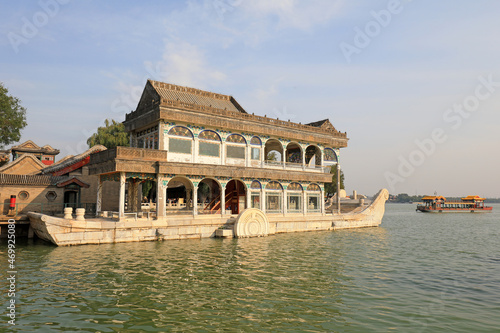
[27,189,389,246]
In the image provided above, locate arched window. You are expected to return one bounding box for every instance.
[266,181,283,190]
[250,180,262,209]
[286,142,302,165]
[250,180,262,189]
[307,184,321,191]
[305,145,321,167]
[287,182,303,213]
[250,136,261,145]
[264,139,283,164]
[265,181,283,213]
[199,130,221,157]
[250,137,261,160]
[168,126,193,154]
[226,134,246,144]
[288,183,303,191]
[307,184,321,212]
[168,126,193,138]
[324,148,337,162]
[226,134,246,160]
[199,130,221,141]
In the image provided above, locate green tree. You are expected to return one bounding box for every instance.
[325,165,345,196]
[87,119,129,149]
[266,151,278,161]
[0,82,27,149]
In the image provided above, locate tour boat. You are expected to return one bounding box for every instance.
[416,195,492,213]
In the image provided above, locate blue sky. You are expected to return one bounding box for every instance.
[1,0,499,197]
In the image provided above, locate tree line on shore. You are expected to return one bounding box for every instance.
[389,193,500,203]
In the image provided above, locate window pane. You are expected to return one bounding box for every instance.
[227,145,245,159]
[266,194,282,212]
[169,138,192,154]
[307,195,320,212]
[199,141,220,157]
[251,147,260,160]
[251,194,260,209]
[287,195,302,211]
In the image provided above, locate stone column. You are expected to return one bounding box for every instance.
[193,137,198,163]
[220,184,226,215]
[96,176,102,217]
[302,190,307,215]
[221,141,226,165]
[246,143,250,167]
[260,145,265,168]
[156,175,166,219]
[320,149,324,169]
[320,188,325,215]
[119,172,126,219]
[302,149,306,171]
[193,185,198,216]
[158,122,165,150]
[283,148,287,169]
[262,188,266,213]
[283,188,287,216]
[246,187,251,209]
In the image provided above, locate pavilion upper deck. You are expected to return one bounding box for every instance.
[120,80,347,174]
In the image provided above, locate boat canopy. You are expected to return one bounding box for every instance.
[461,195,485,202]
[421,196,446,202]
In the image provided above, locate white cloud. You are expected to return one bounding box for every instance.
[148,41,227,89]
[241,0,344,30]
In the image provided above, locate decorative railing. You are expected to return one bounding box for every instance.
[0,174,65,186]
[2,202,96,216]
[126,100,348,139]
[89,147,168,165]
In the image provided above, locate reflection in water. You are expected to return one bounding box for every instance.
[2,205,499,332]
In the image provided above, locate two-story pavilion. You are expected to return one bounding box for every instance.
[88,80,348,221]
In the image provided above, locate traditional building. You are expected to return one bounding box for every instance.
[11,140,60,165]
[88,80,348,220]
[0,145,114,217]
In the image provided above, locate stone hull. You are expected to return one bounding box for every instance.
[28,189,389,246]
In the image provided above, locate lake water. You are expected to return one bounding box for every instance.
[1,204,500,332]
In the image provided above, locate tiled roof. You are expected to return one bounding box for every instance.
[149,80,246,113]
[0,153,46,174]
[40,145,107,174]
[11,140,60,155]
[0,173,66,186]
